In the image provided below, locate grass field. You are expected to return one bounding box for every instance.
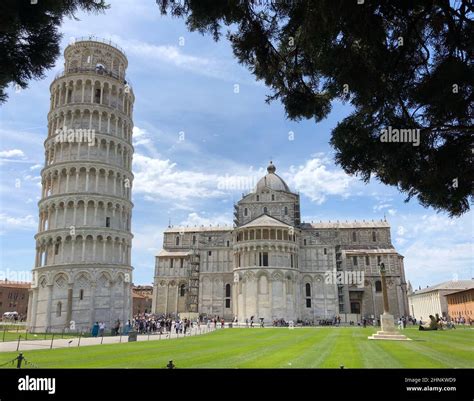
[1,330,82,343]
[1,326,472,368]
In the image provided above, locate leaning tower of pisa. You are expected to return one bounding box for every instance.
[27,38,135,333]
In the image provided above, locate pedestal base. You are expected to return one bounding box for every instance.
[368,313,411,341]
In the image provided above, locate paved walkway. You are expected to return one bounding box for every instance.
[0,326,216,353]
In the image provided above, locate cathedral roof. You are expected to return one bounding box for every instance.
[157,250,191,257]
[300,220,390,229]
[240,214,291,229]
[254,161,291,193]
[164,226,233,233]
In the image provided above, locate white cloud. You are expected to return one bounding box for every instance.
[110,37,238,81]
[392,212,473,287]
[403,241,473,285]
[286,158,356,204]
[29,164,42,170]
[132,225,165,254]
[132,154,224,202]
[373,203,391,212]
[133,154,267,202]
[0,149,25,158]
[132,126,152,147]
[0,213,36,231]
[178,212,231,227]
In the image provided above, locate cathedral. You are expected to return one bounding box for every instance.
[152,162,409,323]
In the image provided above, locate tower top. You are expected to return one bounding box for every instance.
[62,37,130,83]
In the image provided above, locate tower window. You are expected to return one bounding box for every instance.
[324,248,327,255]
[175,236,180,246]
[56,302,62,317]
[170,259,174,268]
[192,235,196,245]
[284,206,288,215]
[180,258,184,268]
[244,208,248,216]
[225,299,231,308]
[305,283,311,297]
[306,299,312,308]
[375,280,382,292]
[225,284,231,298]
[263,207,268,214]
[259,252,269,267]
[54,243,60,255]
[208,251,212,256]
[79,289,84,301]
[353,256,358,266]
[271,194,275,201]
[365,256,370,266]
[226,240,230,247]
[290,254,294,267]
[256,195,259,201]
[352,231,357,242]
[105,217,110,227]
[95,88,101,103]
[208,236,212,242]
[372,231,377,242]
[303,239,306,246]
[180,284,186,297]
[377,255,382,265]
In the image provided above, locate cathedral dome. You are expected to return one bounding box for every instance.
[254,161,290,192]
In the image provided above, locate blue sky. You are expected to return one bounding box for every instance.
[0,0,472,288]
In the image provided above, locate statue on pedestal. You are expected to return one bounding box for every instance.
[368,263,410,341]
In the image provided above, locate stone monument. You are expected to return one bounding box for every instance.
[368,263,410,341]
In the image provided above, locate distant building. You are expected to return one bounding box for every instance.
[0,280,31,320]
[445,286,474,323]
[408,279,474,322]
[132,285,153,315]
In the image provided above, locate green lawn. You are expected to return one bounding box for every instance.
[1,330,95,343]
[1,326,472,368]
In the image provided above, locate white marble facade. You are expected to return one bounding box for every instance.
[27,39,134,332]
[153,162,409,323]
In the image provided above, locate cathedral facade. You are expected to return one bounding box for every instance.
[152,162,409,323]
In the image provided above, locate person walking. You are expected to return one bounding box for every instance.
[91,321,99,337]
[99,321,105,336]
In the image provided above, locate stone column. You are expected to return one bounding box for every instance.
[30,287,39,331]
[89,283,96,327]
[381,265,390,314]
[66,284,73,328]
[45,283,53,331]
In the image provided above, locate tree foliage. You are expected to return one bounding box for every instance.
[156,0,473,216]
[0,0,108,103]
